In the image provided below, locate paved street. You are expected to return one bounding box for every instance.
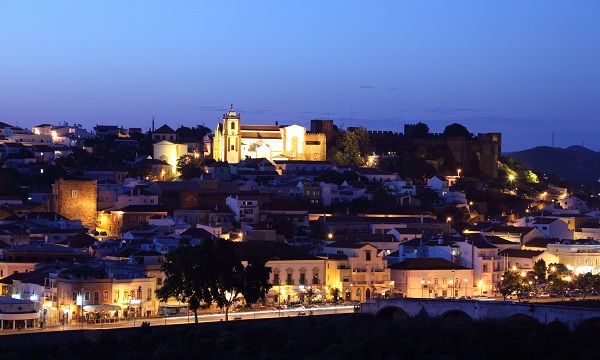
[0,305,357,335]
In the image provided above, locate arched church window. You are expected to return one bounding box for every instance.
[231,122,235,130]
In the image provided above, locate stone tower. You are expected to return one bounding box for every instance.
[49,179,97,230]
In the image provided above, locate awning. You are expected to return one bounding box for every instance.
[83,304,122,312]
[374,288,390,294]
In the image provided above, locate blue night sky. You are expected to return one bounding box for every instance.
[1,1,599,152]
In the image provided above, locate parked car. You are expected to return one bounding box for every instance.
[536,292,550,298]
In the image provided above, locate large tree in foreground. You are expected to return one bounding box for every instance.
[157,237,272,322]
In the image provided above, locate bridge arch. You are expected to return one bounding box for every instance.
[440,309,473,322]
[375,306,411,321]
[574,317,600,335]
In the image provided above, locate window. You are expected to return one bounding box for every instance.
[139,216,144,223]
[84,291,90,301]
[365,251,371,261]
[231,145,235,151]
[147,288,152,301]
[103,291,109,301]
[71,190,78,198]
[231,121,235,130]
[273,273,280,285]
[131,217,136,224]
[286,273,293,285]
[312,273,319,285]
[114,290,119,302]
[483,264,489,272]
[157,278,163,286]
[72,291,77,301]
[94,291,99,304]
[300,273,306,285]
[124,290,129,300]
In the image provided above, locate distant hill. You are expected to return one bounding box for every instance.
[509,146,600,181]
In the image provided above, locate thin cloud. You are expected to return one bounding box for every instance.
[359,85,374,89]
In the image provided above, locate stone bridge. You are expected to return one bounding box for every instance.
[361,298,600,330]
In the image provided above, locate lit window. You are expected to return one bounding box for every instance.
[71,190,78,198]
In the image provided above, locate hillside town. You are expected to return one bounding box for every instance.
[0,106,598,331]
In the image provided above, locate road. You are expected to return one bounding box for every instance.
[0,305,357,335]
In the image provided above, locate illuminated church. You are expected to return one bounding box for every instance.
[212,106,326,163]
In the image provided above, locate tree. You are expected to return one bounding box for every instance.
[331,288,341,304]
[210,242,272,321]
[443,123,473,140]
[326,127,372,166]
[573,272,596,299]
[176,154,206,180]
[157,237,272,323]
[546,263,572,300]
[532,259,547,281]
[497,270,525,301]
[176,125,212,140]
[156,238,215,323]
[305,287,315,306]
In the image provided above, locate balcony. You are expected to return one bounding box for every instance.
[353,268,367,273]
[312,279,320,285]
[355,280,368,284]
[337,265,351,270]
[286,280,295,286]
[272,279,281,286]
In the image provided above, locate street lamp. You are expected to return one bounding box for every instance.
[457,169,462,178]
[479,280,483,295]
[420,280,425,298]
[427,280,431,298]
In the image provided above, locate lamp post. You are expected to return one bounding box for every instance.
[427,280,431,298]
[448,280,453,299]
[464,279,468,298]
[479,280,483,296]
[420,280,425,298]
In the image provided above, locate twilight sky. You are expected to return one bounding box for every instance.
[1,1,599,152]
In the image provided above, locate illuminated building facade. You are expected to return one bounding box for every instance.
[212,106,326,163]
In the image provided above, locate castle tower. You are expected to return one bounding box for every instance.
[49,179,97,230]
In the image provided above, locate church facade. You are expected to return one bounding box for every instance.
[212,106,326,163]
